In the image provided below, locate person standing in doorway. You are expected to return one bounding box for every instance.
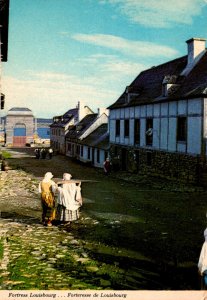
[103,158,111,175]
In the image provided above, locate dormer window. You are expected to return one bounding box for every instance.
[162,76,170,97]
[162,75,179,97]
[125,85,141,103]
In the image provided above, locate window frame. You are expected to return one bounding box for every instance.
[134,118,140,144]
[115,120,120,137]
[146,118,153,146]
[124,119,129,137]
[177,116,187,142]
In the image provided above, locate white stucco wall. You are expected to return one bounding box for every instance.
[160,118,168,150]
[168,118,177,152]
[109,98,203,155]
[140,119,146,147]
[109,119,116,142]
[187,117,202,154]
[79,146,107,169]
[153,118,160,148]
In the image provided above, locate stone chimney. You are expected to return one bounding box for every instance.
[97,108,109,117]
[181,38,206,76]
[77,101,85,122]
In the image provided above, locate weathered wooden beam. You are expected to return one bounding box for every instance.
[36,177,99,184]
[56,179,99,184]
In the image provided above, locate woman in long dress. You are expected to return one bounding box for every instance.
[56,173,82,225]
[38,172,57,227]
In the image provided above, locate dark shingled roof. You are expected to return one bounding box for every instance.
[95,134,109,150]
[79,124,109,149]
[50,108,78,128]
[108,51,207,109]
[66,114,98,140]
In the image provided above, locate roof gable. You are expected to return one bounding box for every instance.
[66,113,98,139]
[51,108,78,128]
[79,124,108,147]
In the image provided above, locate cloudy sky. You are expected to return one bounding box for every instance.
[1,0,207,118]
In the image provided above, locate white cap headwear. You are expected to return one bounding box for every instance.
[44,172,53,180]
[204,228,207,241]
[63,173,72,180]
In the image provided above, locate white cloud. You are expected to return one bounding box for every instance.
[1,72,117,118]
[105,0,205,28]
[74,53,147,88]
[72,33,178,58]
[1,53,147,118]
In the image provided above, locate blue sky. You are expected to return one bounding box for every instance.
[2,0,207,118]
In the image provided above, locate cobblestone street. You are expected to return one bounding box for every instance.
[0,169,111,290]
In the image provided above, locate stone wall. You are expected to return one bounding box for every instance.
[138,149,200,183]
[110,144,202,184]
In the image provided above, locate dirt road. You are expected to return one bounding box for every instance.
[0,147,206,290]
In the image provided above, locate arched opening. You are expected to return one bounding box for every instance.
[13,123,26,147]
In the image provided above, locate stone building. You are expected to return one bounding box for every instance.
[5,107,34,147]
[108,37,207,184]
[4,107,52,147]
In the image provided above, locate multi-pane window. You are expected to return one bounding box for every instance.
[134,119,140,144]
[177,117,187,142]
[115,120,120,136]
[124,119,129,137]
[146,118,153,146]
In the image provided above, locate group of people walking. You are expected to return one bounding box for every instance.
[35,147,53,160]
[39,171,82,227]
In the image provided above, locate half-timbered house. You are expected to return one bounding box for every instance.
[108,38,207,183]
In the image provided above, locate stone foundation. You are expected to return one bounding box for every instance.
[110,145,203,184]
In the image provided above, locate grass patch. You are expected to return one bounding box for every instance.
[1,150,12,159]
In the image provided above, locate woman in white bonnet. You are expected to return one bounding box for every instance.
[56,173,81,225]
[38,172,57,226]
[198,228,207,289]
